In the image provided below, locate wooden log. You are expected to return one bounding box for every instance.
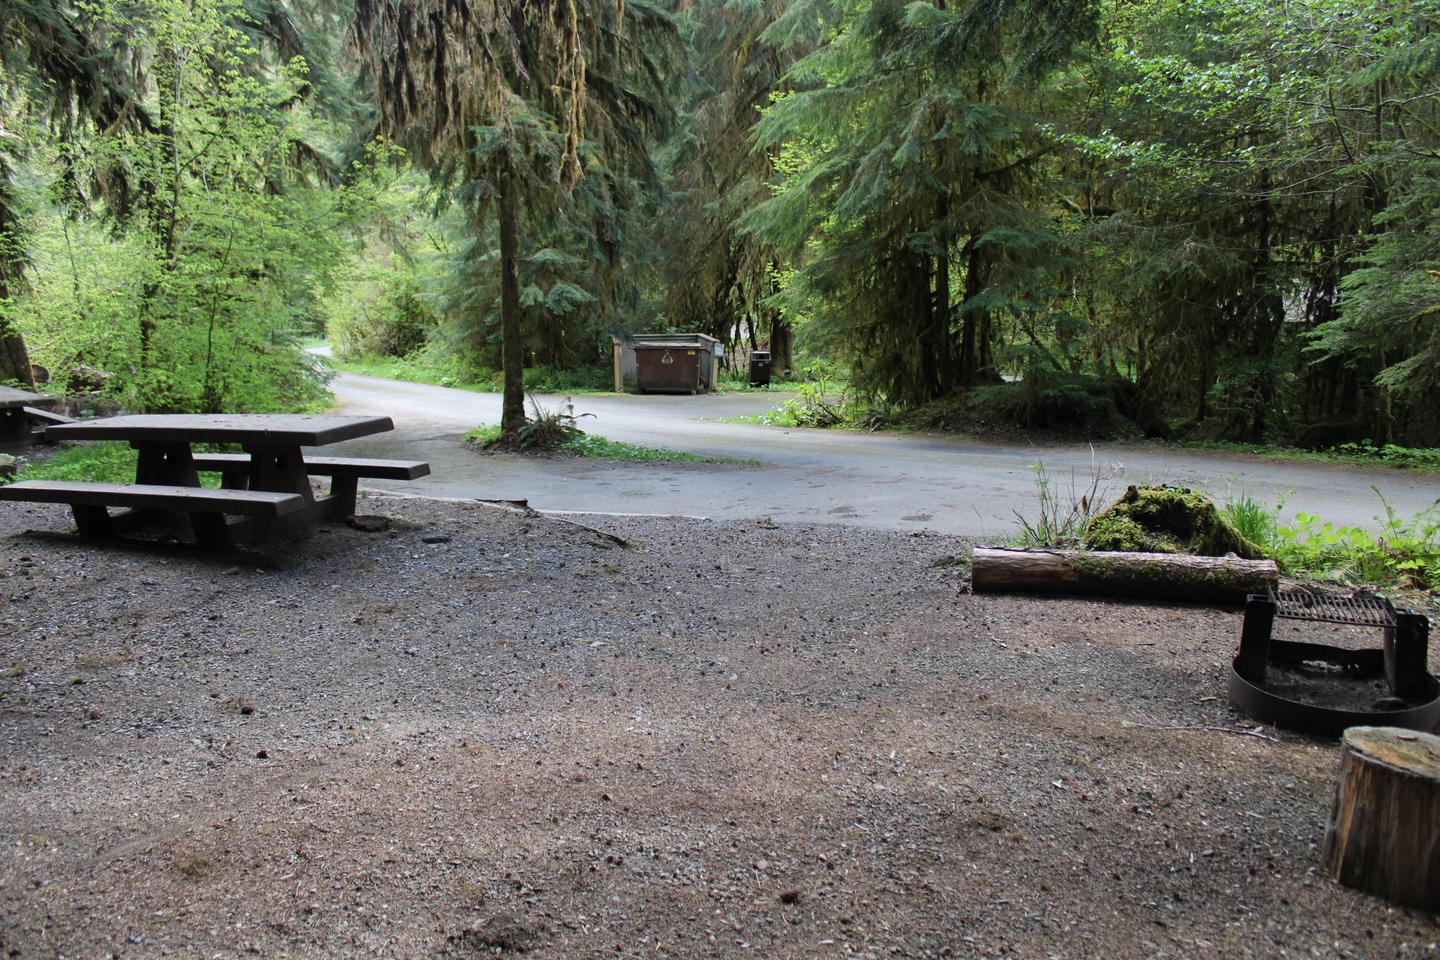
[970,547,1278,605]
[1322,726,1440,910]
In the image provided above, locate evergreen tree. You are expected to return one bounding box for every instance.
[351,0,673,435]
[744,0,1097,406]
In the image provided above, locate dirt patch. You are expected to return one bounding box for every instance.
[0,494,1436,957]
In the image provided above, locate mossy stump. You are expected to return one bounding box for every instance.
[1082,485,1265,558]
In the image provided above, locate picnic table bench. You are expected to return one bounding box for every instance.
[189,453,429,515]
[0,385,65,443]
[0,413,430,548]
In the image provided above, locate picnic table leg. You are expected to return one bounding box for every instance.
[133,442,200,486]
[126,441,202,539]
[242,444,314,504]
[0,409,29,443]
[328,476,359,518]
[71,504,113,538]
[189,513,232,550]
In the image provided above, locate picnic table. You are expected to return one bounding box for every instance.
[0,385,61,443]
[0,413,430,548]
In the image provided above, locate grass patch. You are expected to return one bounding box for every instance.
[11,441,238,487]
[328,350,614,395]
[464,424,756,465]
[15,442,138,484]
[1164,438,1440,472]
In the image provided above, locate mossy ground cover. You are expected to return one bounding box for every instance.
[1082,485,1267,558]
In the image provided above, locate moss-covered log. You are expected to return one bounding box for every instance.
[971,547,1278,604]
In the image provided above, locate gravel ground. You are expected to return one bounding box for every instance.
[1,494,1437,959]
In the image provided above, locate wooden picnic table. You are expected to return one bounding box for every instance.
[5,413,430,548]
[46,413,394,509]
[0,385,58,443]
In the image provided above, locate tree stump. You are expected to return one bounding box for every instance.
[1322,726,1440,910]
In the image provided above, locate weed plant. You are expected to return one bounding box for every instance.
[1010,455,1115,547]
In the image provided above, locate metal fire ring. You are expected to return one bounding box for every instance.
[1227,664,1440,739]
[1228,589,1440,738]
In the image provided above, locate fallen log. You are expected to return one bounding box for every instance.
[1323,726,1440,910]
[970,547,1279,605]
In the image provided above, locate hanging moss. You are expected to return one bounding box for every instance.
[1081,485,1268,559]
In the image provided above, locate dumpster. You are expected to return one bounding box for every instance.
[612,333,721,393]
[749,350,772,387]
[635,343,702,394]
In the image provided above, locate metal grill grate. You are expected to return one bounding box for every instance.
[1269,587,1397,628]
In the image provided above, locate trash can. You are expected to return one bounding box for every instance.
[749,350,772,387]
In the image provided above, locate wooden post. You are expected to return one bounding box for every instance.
[1322,726,1440,910]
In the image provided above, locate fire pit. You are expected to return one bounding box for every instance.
[1229,588,1440,737]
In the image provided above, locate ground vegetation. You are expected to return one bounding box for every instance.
[1,0,1438,454]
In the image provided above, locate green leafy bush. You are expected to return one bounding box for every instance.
[1271,492,1440,589]
[328,265,438,361]
[741,383,889,429]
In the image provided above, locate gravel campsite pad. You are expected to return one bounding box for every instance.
[0,496,1436,958]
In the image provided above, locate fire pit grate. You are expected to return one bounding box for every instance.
[1270,587,1397,629]
[1229,589,1438,737]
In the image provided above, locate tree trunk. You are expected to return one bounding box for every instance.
[959,239,988,388]
[497,167,525,437]
[1323,726,1440,910]
[0,325,33,388]
[970,547,1278,605]
[933,249,954,396]
[0,170,36,389]
[139,48,183,373]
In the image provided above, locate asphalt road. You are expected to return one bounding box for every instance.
[326,370,1440,538]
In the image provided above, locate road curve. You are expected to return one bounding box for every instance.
[325,370,1440,537]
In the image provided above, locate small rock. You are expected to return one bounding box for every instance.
[86,708,102,721]
[404,646,419,657]
[347,515,391,533]
[779,889,801,905]
[421,533,452,544]
[255,749,269,760]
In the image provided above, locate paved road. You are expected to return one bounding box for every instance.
[326,370,1440,537]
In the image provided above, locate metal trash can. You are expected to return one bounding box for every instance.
[749,350,772,387]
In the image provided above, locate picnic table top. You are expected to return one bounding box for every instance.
[46,413,394,446]
[0,385,57,409]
